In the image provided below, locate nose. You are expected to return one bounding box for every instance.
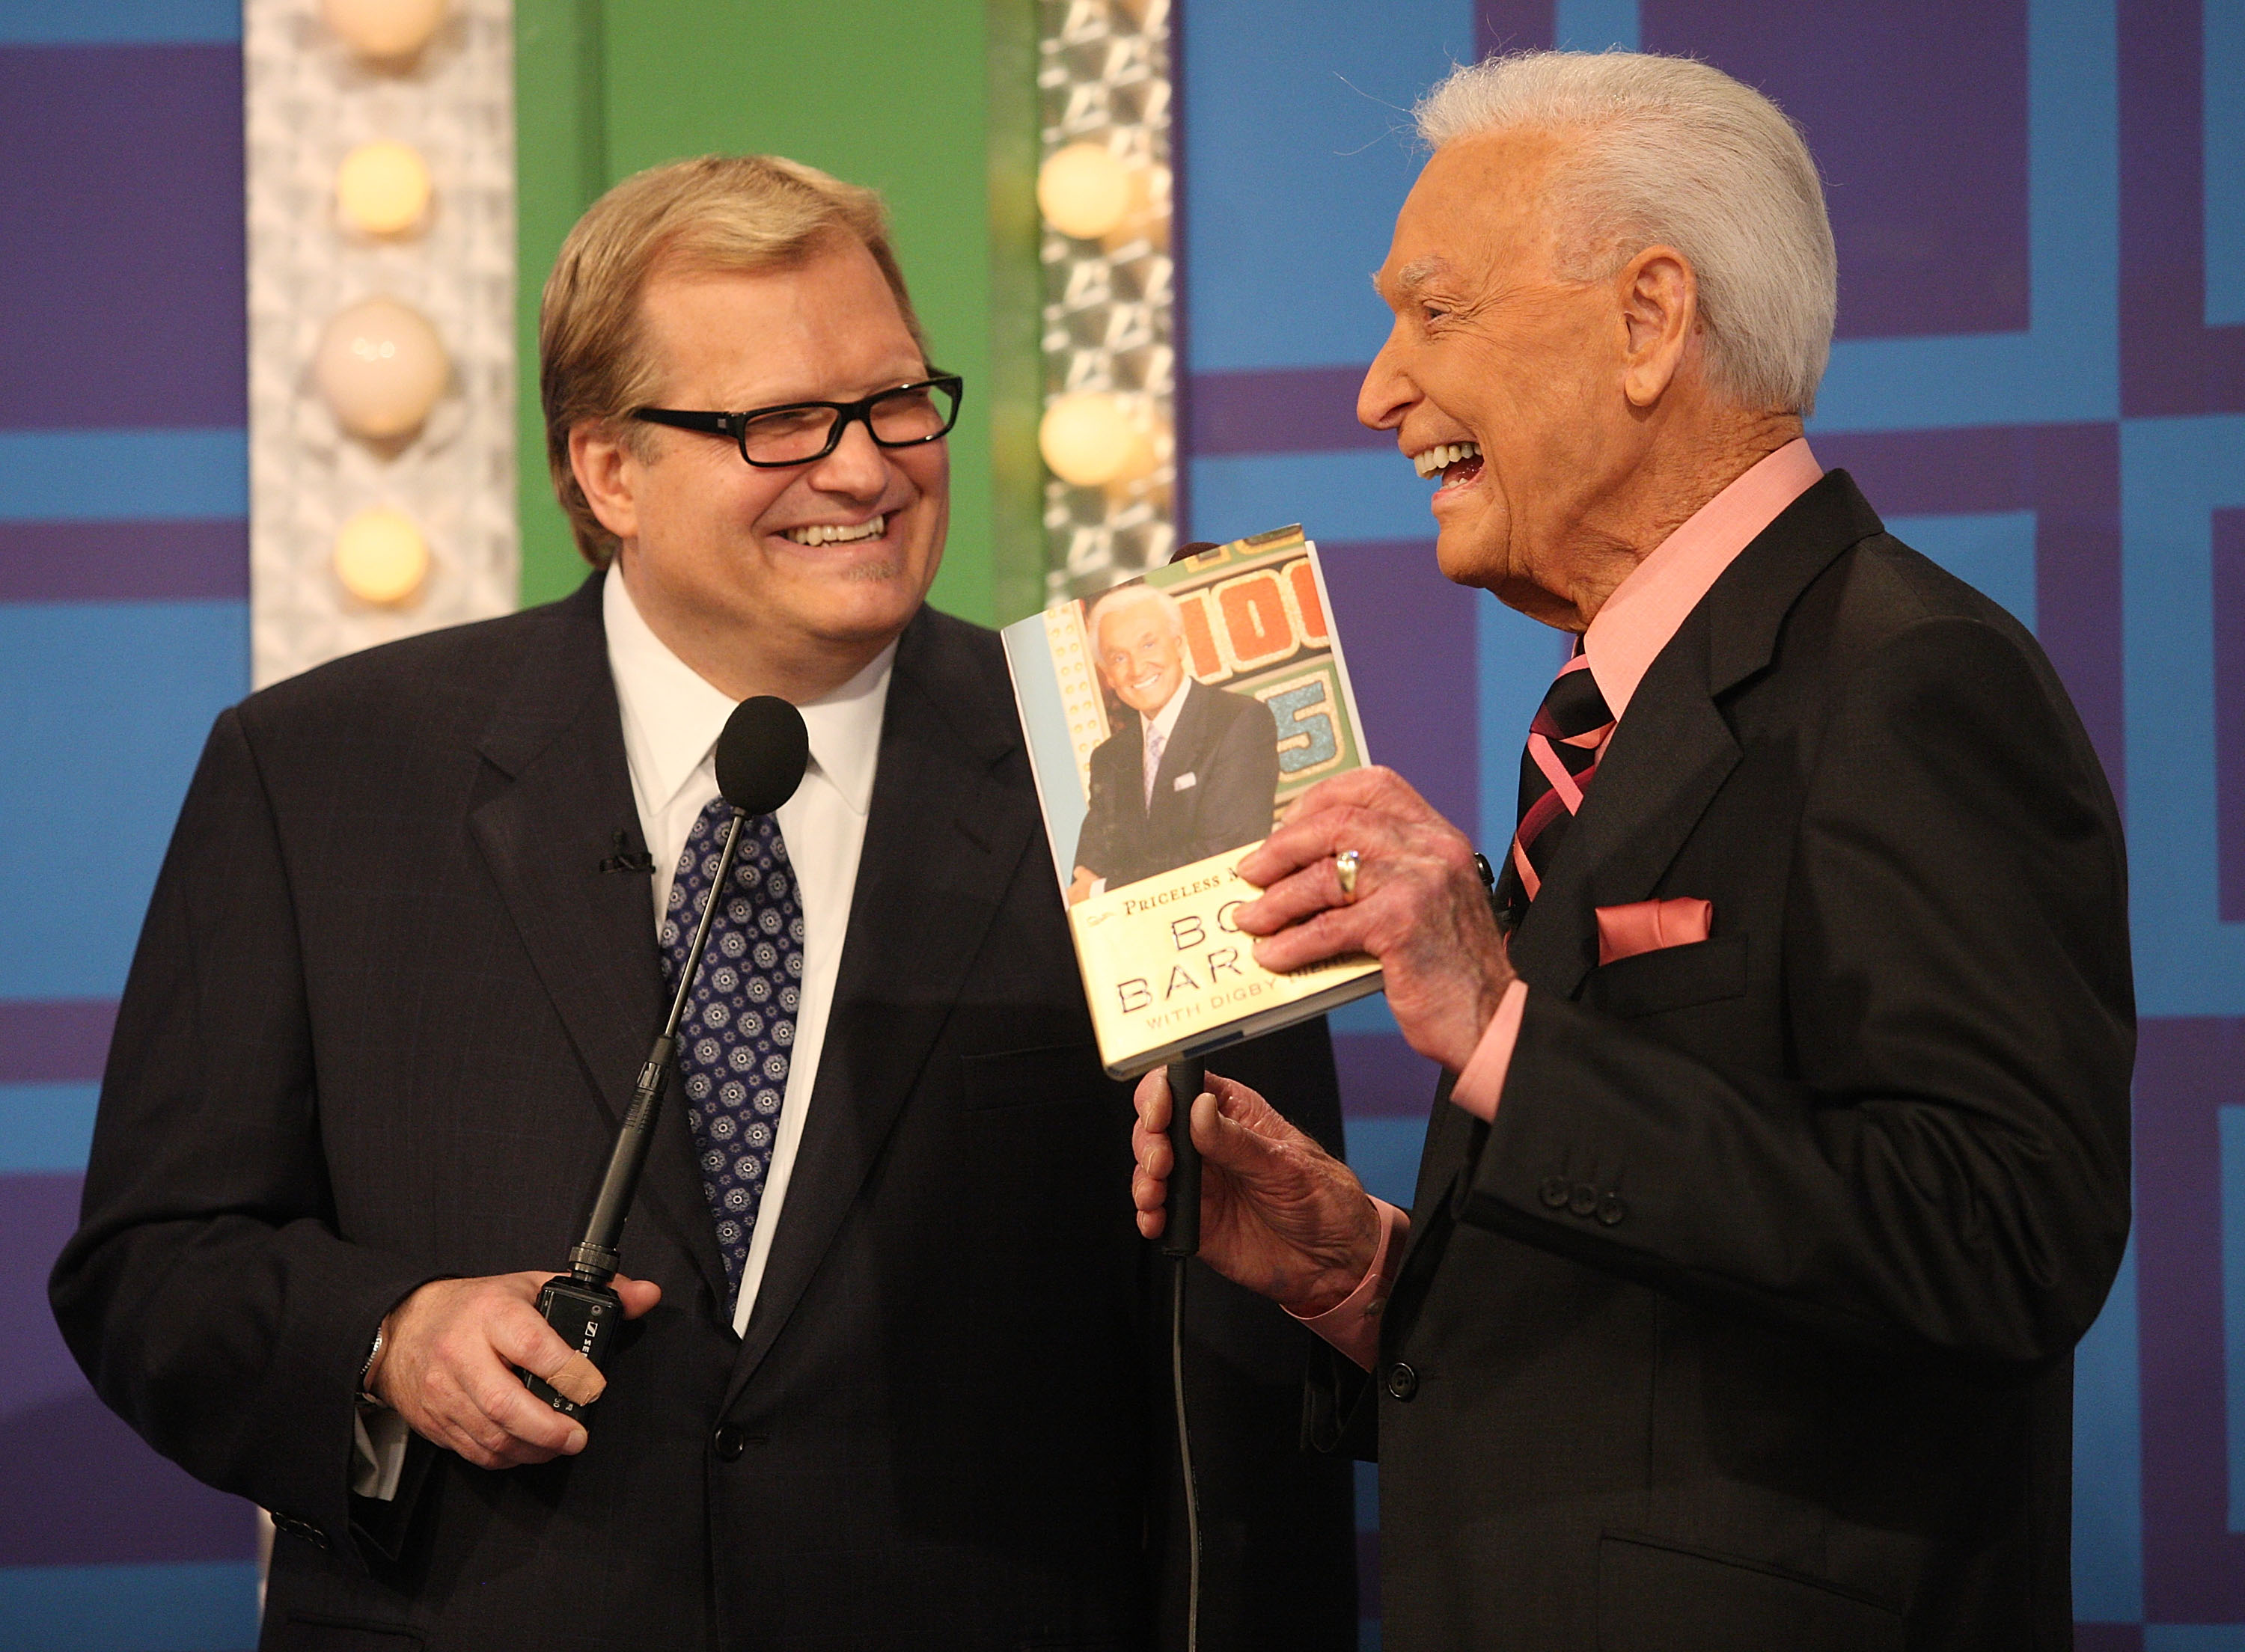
[802,414,890,498]
[1357,325,1415,435]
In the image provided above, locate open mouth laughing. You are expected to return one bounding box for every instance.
[1411,441,1484,490]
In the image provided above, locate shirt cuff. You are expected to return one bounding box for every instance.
[351,1404,410,1502]
[1286,1196,1410,1371]
[1450,978,1530,1123]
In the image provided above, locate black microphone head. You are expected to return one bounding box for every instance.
[715,696,810,816]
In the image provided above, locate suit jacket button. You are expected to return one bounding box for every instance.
[712,1425,745,1462]
[1539,1175,1569,1208]
[1568,1183,1598,1217]
[1596,1193,1628,1226]
[1384,1362,1419,1401]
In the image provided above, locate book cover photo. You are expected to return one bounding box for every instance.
[1003,524,1384,1077]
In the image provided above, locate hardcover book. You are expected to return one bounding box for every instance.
[1003,525,1384,1077]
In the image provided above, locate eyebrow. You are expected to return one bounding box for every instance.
[1372,256,1451,302]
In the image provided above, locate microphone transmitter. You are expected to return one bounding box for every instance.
[520,695,810,1416]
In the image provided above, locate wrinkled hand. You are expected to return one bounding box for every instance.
[367,1270,661,1469]
[1235,766,1513,1073]
[1131,1071,1378,1316]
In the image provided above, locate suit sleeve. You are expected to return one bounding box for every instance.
[1193,691,1282,857]
[48,709,436,1554]
[1073,738,1122,879]
[1464,616,2133,1364]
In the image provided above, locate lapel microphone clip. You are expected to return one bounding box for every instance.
[599,830,657,875]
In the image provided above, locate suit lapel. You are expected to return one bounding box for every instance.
[1505,633,1741,998]
[467,576,727,1306]
[727,611,1037,1402]
[1387,471,1890,1323]
[1506,469,1884,1001]
[1149,679,1211,827]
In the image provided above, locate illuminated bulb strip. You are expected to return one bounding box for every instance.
[245,0,517,688]
[1036,0,1179,602]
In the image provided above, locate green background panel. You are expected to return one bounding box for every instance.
[514,0,1041,625]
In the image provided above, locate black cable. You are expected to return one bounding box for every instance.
[1170,1254,1200,1652]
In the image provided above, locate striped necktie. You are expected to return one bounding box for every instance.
[1495,653,1616,926]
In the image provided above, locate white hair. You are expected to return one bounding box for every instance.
[1087,581,1186,652]
[1415,50,1836,414]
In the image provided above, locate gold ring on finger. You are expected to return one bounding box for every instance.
[1335,848,1361,902]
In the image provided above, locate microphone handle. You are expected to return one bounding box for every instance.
[1161,1059,1204,1259]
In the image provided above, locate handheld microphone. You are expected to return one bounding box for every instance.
[1157,541,1224,1262]
[522,695,810,1416]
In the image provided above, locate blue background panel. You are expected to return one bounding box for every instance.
[0,602,246,1000]
[0,1561,258,1652]
[0,1085,100,1177]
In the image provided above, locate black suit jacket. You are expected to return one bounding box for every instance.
[1074,678,1280,888]
[1310,474,2133,1651]
[51,578,1355,1651]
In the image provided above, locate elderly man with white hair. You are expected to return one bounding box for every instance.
[1068,581,1281,902]
[1132,50,2131,1649]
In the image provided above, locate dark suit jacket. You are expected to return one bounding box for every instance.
[50,577,1355,1651]
[1310,473,2133,1651]
[1074,679,1280,889]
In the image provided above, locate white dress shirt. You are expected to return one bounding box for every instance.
[602,569,891,1335]
[1139,675,1190,806]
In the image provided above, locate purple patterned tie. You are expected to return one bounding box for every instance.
[659,797,804,1309]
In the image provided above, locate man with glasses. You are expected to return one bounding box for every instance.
[53,154,1354,1650]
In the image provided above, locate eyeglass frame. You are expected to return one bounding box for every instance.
[629,373,965,468]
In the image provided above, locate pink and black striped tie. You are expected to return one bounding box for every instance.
[1495,652,1616,926]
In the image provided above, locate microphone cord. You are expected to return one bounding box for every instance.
[1170,1254,1200,1652]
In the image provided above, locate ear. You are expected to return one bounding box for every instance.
[1616,245,1697,409]
[569,421,641,545]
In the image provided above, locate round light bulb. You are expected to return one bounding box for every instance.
[1042,391,1160,488]
[336,141,431,236]
[320,0,448,58]
[334,507,430,605]
[1037,144,1137,240]
[314,296,449,440]
[1108,420,1161,486]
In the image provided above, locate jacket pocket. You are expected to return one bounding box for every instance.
[956,1043,1106,1111]
[1580,932,1747,1018]
[1596,1532,1903,1652]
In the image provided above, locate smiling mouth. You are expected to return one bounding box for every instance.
[781,514,886,546]
[1411,441,1484,489]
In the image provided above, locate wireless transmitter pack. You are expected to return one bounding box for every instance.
[519,694,810,1418]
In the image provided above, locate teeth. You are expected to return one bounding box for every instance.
[783,515,885,546]
[1412,441,1482,480]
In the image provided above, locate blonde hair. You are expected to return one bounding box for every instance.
[1416,51,1836,414]
[539,153,927,566]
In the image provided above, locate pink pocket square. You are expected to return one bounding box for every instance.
[1595,898,1714,967]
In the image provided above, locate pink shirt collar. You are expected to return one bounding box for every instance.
[1582,438,1824,721]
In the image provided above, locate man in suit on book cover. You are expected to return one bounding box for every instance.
[52,153,1354,1651]
[1069,582,1281,902]
[1131,49,2131,1651]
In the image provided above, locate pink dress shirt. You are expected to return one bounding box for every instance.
[1298,438,1825,1371]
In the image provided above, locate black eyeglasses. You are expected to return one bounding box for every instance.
[632,374,965,468]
